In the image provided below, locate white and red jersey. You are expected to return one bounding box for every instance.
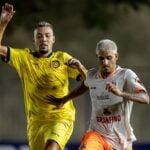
[84,66,147,150]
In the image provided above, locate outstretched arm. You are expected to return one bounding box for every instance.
[0,3,15,57]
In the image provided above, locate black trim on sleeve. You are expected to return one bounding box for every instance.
[76,74,81,81]
[1,47,10,63]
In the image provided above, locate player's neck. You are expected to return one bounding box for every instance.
[100,68,117,79]
[101,72,111,79]
[32,51,52,58]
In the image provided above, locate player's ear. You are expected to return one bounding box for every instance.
[52,35,55,43]
[96,53,98,57]
[115,53,119,60]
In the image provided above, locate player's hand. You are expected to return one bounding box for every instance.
[45,95,66,109]
[66,58,87,80]
[0,3,15,24]
[66,58,83,70]
[106,82,122,96]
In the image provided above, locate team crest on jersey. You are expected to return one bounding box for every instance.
[51,60,60,68]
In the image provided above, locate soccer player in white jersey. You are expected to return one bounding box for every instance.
[78,39,149,150]
[47,39,149,150]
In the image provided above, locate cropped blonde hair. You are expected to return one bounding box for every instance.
[96,39,118,54]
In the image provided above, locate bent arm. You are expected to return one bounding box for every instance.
[106,69,150,104]
[64,81,89,103]
[106,82,150,104]
[46,82,88,106]
[0,18,8,57]
[67,58,88,80]
[119,91,149,104]
[0,3,15,57]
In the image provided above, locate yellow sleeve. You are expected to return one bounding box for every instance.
[8,47,30,75]
[63,52,80,79]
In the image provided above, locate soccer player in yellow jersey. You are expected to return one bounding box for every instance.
[0,3,87,150]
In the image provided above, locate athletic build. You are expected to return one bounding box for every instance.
[80,39,149,150]
[48,39,149,150]
[0,3,86,150]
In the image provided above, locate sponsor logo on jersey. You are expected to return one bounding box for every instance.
[97,92,110,100]
[96,115,121,123]
[51,60,60,68]
[90,87,96,89]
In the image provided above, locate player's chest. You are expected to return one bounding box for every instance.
[88,77,125,106]
[29,58,67,73]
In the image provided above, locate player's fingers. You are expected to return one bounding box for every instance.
[106,83,114,92]
[4,3,15,12]
[106,82,111,90]
[45,96,57,104]
[67,58,74,63]
[68,58,79,65]
[52,104,63,110]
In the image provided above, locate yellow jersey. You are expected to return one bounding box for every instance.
[7,47,80,124]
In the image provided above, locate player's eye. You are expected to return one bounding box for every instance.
[46,33,51,38]
[98,56,104,61]
[107,56,112,60]
[37,34,42,39]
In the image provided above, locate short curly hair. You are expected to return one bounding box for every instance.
[35,21,53,30]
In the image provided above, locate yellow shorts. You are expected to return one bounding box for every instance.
[78,131,132,150]
[27,119,74,150]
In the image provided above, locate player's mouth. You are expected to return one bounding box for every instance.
[103,65,109,69]
[39,44,48,49]
[102,66,110,72]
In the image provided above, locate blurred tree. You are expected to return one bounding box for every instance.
[83,0,150,29]
[0,0,150,31]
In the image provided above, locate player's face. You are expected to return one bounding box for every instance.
[33,26,55,55]
[97,50,118,74]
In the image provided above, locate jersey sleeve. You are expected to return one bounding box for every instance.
[124,69,147,93]
[84,71,89,87]
[63,52,80,80]
[7,47,29,75]
[84,68,95,87]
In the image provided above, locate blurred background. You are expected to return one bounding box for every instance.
[0,0,150,149]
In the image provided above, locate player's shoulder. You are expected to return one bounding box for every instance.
[87,68,97,77]
[10,47,31,56]
[54,50,69,55]
[123,68,136,75]
[53,50,71,57]
[120,67,137,78]
[53,51,73,61]
[10,47,30,52]
[117,66,134,74]
[23,48,32,54]
[23,48,33,56]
